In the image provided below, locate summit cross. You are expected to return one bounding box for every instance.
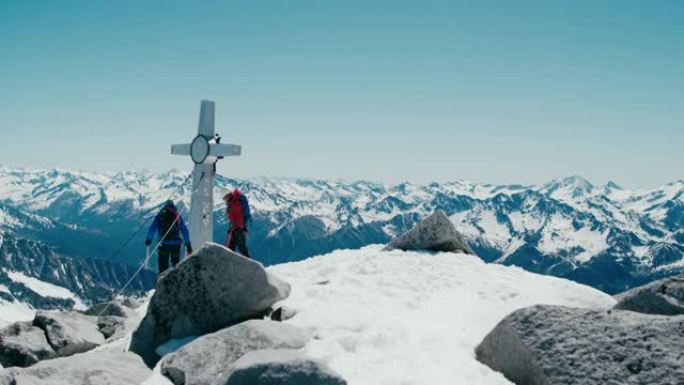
[171,100,242,249]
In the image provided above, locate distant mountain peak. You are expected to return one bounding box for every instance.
[539,175,594,199]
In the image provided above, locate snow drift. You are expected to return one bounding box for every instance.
[263,245,615,385]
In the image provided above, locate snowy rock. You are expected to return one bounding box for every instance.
[130,243,291,367]
[270,306,297,322]
[614,274,684,315]
[97,315,127,340]
[84,300,133,318]
[216,349,347,385]
[383,210,473,254]
[161,320,310,385]
[32,310,104,357]
[0,348,150,385]
[0,322,57,368]
[475,305,684,385]
[85,300,139,340]
[121,296,141,309]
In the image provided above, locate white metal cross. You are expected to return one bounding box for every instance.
[171,100,242,249]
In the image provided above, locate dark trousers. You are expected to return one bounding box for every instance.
[158,244,181,274]
[227,228,250,258]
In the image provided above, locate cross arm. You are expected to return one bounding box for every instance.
[171,144,191,156]
[209,143,242,157]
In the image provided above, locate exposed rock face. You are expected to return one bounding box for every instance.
[614,274,684,315]
[130,243,291,367]
[216,349,347,385]
[0,322,57,368]
[476,305,684,385]
[0,348,150,385]
[161,320,310,385]
[32,310,104,357]
[383,210,473,254]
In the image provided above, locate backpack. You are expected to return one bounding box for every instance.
[158,208,180,241]
[239,195,252,224]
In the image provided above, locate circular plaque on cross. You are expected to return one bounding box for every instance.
[190,135,210,164]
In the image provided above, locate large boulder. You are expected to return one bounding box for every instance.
[614,274,684,315]
[476,305,684,385]
[32,310,104,357]
[383,210,474,254]
[0,322,57,368]
[0,348,150,385]
[161,320,310,385]
[130,243,291,367]
[215,349,347,385]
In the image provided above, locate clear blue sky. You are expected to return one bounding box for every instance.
[1,0,682,187]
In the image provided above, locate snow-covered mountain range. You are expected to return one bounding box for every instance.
[0,166,682,294]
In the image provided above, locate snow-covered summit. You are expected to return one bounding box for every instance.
[264,245,615,385]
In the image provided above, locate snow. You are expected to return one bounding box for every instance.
[141,362,173,385]
[537,213,608,263]
[477,210,512,249]
[139,246,614,385]
[0,298,35,328]
[263,245,615,385]
[6,271,87,310]
[508,211,543,233]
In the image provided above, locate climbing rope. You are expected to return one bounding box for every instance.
[95,171,207,319]
[100,172,194,263]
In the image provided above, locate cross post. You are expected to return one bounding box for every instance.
[171,100,241,249]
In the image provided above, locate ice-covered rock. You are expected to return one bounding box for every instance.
[130,243,291,367]
[32,310,104,357]
[0,348,150,385]
[383,210,473,254]
[216,349,347,385]
[0,322,57,368]
[614,274,684,315]
[161,320,310,385]
[475,305,684,385]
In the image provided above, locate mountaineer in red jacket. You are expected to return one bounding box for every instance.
[223,189,251,258]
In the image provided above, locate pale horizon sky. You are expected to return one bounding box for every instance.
[1,1,682,189]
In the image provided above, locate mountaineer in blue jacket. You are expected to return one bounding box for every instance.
[145,200,192,273]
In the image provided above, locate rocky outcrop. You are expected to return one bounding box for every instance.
[161,320,310,385]
[0,322,57,368]
[383,210,473,254]
[0,309,112,368]
[85,299,140,340]
[216,349,347,385]
[0,348,150,385]
[32,310,104,357]
[130,243,291,367]
[475,305,684,385]
[614,274,684,315]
